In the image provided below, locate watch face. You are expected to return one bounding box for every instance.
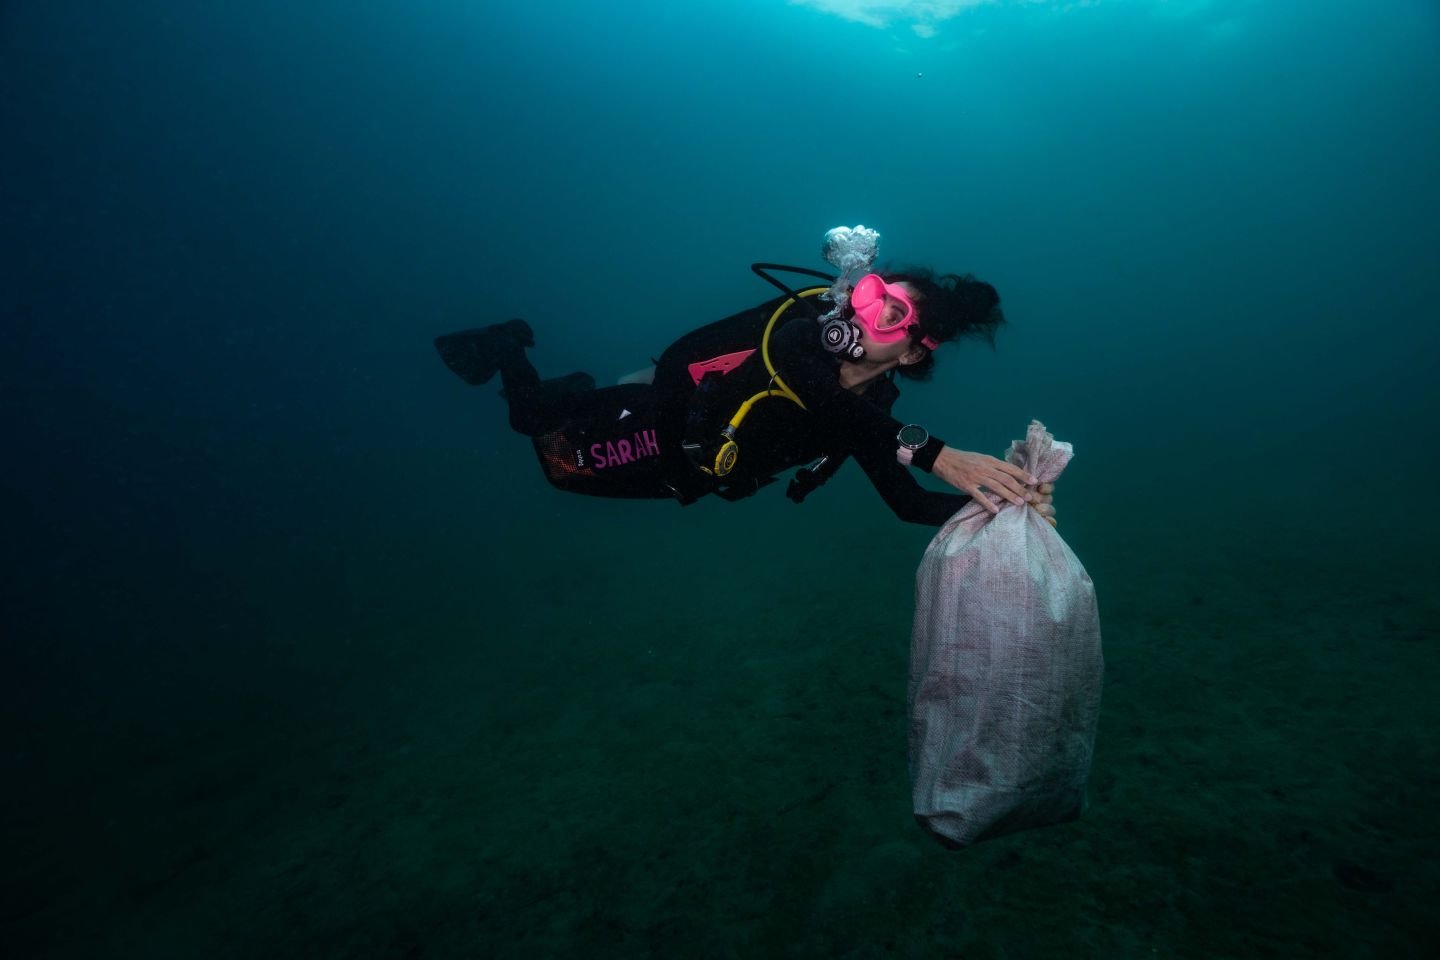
[898,424,928,448]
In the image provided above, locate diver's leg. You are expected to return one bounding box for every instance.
[501,363,597,436]
[435,319,596,435]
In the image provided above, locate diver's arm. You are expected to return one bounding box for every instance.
[772,320,1039,505]
[851,439,974,525]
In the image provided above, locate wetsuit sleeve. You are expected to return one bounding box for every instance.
[772,318,972,525]
[851,440,974,526]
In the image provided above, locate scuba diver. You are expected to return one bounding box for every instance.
[435,227,1056,527]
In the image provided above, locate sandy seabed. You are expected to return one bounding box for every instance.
[7,498,1438,959]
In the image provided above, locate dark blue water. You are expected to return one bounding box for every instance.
[5,1,1438,956]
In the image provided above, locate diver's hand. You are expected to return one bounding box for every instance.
[931,446,1037,515]
[1031,482,1057,527]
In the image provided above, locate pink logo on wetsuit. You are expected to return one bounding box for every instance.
[590,429,661,470]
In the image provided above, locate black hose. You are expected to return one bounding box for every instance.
[750,262,836,319]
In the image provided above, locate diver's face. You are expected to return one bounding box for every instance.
[856,282,926,363]
[870,291,913,333]
[853,275,919,342]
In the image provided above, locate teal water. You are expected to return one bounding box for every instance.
[4,1,1438,956]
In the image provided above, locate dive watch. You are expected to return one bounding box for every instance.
[897,424,929,466]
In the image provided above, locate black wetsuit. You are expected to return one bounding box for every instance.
[501,295,974,526]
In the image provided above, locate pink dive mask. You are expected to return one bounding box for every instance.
[850,274,939,349]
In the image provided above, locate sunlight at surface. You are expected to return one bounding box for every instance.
[789,0,994,31]
[788,0,1237,37]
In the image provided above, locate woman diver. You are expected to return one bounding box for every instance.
[434,230,1056,528]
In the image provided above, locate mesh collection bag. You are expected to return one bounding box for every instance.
[909,420,1103,849]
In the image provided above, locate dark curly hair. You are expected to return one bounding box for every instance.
[880,267,1005,381]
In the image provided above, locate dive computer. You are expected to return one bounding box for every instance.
[897,424,929,466]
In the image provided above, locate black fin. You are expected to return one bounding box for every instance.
[434,319,534,385]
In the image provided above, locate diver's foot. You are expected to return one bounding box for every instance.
[495,318,535,349]
[434,319,535,385]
